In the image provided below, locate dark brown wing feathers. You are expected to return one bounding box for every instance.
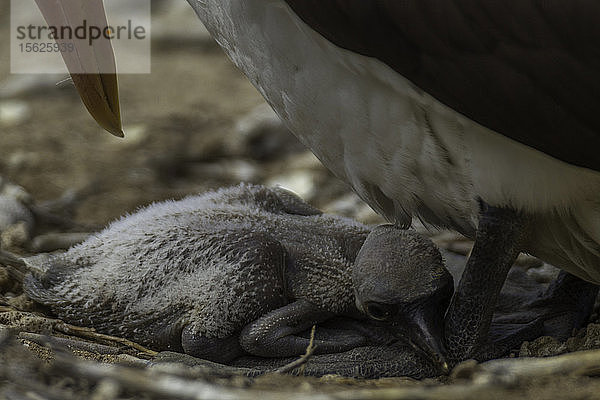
[285,0,600,171]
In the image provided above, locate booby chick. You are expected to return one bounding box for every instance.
[21,184,453,375]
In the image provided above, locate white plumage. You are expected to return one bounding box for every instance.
[188,0,600,282]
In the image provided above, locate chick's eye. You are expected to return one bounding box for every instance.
[365,302,395,321]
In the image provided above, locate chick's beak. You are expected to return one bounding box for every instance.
[35,0,123,136]
[402,304,449,373]
[361,297,449,373]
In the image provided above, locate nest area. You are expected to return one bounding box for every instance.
[2,304,600,400]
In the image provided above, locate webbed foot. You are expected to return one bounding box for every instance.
[491,270,598,343]
[459,269,599,361]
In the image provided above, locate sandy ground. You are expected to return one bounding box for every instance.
[2,1,600,399]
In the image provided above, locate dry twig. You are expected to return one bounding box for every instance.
[470,348,600,384]
[19,331,123,355]
[275,325,317,374]
[53,321,158,357]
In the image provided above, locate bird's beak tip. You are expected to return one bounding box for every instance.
[71,73,123,138]
[106,124,124,138]
[402,304,449,373]
[84,99,124,138]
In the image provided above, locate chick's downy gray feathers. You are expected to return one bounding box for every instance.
[23,184,369,350]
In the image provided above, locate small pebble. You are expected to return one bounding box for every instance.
[354,206,385,225]
[449,359,479,380]
[266,171,316,200]
[0,100,31,126]
[324,193,383,224]
[323,193,363,217]
[566,324,600,352]
[431,231,470,249]
[0,194,34,232]
[90,379,122,400]
[0,179,32,204]
[519,336,567,357]
[6,151,41,171]
[115,353,150,367]
[1,221,32,251]
[109,124,148,147]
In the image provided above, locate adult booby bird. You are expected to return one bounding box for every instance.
[37,0,600,366]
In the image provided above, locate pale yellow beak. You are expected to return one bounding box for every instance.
[35,0,123,137]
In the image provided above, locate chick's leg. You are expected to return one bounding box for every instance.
[240,299,368,357]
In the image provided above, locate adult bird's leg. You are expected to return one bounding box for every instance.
[444,202,529,365]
